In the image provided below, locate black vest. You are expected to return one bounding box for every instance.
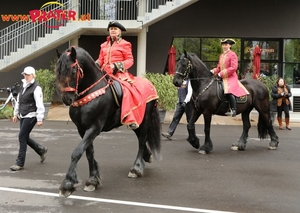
[19,81,39,116]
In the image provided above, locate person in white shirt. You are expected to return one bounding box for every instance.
[162,79,192,140]
[10,66,48,171]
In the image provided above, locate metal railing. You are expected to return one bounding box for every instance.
[0,0,175,60]
[0,0,71,59]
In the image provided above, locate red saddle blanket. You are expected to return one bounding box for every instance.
[113,76,158,127]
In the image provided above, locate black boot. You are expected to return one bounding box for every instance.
[227,94,237,117]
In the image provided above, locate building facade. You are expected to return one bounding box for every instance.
[1,0,300,108]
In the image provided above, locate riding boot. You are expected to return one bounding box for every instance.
[277,117,284,130]
[228,94,237,117]
[285,118,292,130]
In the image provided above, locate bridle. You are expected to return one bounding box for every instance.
[176,57,212,81]
[176,57,218,111]
[61,59,84,96]
[60,58,109,98]
[175,58,193,80]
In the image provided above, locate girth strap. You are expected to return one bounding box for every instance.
[109,80,123,107]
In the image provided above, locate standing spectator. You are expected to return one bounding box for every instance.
[162,79,192,140]
[271,77,292,130]
[10,66,47,171]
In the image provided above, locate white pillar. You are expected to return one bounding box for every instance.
[69,38,78,47]
[138,0,146,16]
[69,0,79,47]
[70,0,79,16]
[136,27,147,77]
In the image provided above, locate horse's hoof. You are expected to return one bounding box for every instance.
[231,146,239,151]
[268,146,277,150]
[84,185,96,192]
[128,172,138,178]
[198,150,207,155]
[148,155,153,163]
[59,190,72,198]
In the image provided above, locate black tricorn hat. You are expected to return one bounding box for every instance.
[107,21,126,31]
[221,38,236,45]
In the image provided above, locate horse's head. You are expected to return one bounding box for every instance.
[173,50,211,87]
[173,50,193,87]
[56,46,84,106]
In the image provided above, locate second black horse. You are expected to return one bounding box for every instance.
[173,51,279,154]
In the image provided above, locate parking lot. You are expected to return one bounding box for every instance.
[0,119,300,213]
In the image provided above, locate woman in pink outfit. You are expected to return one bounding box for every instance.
[211,38,249,117]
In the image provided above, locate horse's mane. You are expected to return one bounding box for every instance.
[187,52,210,73]
[56,46,96,80]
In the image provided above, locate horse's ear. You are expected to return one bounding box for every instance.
[56,49,61,58]
[70,46,77,61]
[183,50,188,58]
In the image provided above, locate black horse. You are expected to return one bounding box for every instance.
[55,46,161,197]
[173,51,279,154]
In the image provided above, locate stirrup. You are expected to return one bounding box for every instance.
[225,109,236,117]
[231,109,236,117]
[128,124,138,130]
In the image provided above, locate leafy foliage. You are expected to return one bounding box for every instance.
[144,73,177,111]
[35,69,56,103]
[0,105,13,119]
[258,75,278,100]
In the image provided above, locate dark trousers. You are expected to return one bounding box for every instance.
[16,117,44,167]
[168,102,192,136]
[277,103,290,119]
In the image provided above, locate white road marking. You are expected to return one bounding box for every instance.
[0,187,236,213]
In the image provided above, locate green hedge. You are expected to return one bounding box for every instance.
[0,105,13,119]
[144,73,178,111]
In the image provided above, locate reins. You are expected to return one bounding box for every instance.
[191,77,216,111]
[60,57,110,102]
[177,57,217,111]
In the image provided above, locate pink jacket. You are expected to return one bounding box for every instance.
[213,50,249,97]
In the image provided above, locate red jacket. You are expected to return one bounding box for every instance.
[97,36,134,81]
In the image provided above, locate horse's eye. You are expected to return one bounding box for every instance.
[65,77,70,83]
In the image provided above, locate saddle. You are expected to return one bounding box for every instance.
[109,79,123,107]
[216,78,247,103]
[108,75,159,110]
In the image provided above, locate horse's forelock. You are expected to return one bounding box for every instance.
[56,51,73,82]
[56,47,98,85]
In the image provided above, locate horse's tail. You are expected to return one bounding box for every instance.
[257,114,269,139]
[147,101,162,160]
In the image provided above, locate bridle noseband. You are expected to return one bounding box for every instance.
[175,57,218,111]
[175,58,193,80]
[60,57,109,98]
[61,59,84,96]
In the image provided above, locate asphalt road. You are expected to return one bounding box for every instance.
[0,120,299,213]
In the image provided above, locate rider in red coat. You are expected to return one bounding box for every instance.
[96,21,142,129]
[211,38,249,117]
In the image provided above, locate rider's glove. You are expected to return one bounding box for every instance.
[112,63,118,75]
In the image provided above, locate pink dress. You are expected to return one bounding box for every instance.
[213,50,249,97]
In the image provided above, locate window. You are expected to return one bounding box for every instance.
[170,37,300,84]
[244,40,279,61]
[284,39,300,86]
[284,39,300,63]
